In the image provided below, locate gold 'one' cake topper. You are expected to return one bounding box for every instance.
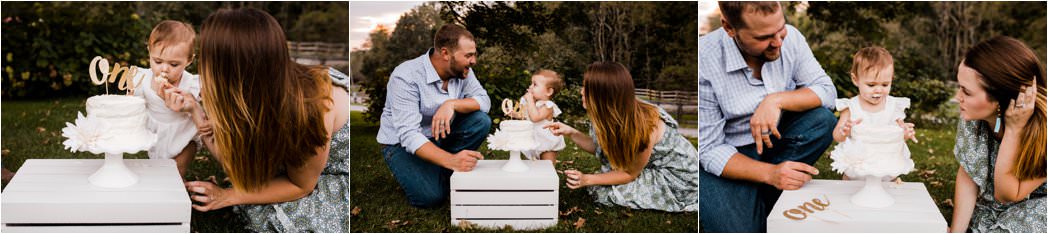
[501,98,526,119]
[89,56,144,95]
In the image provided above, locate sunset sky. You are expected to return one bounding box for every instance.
[350,1,424,50]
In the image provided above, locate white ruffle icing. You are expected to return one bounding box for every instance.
[830,96,915,178]
[487,120,538,151]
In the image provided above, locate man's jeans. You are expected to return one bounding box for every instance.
[700,108,836,232]
[382,111,491,208]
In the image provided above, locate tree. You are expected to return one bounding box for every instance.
[357,3,443,122]
[357,2,698,124]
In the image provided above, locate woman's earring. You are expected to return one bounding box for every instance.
[994,111,1003,134]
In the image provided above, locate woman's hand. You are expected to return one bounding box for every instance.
[544,122,580,137]
[564,169,590,189]
[897,119,918,143]
[162,87,197,113]
[185,181,239,212]
[1005,84,1036,133]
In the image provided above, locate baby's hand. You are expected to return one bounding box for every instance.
[152,74,173,99]
[523,92,535,105]
[839,118,862,138]
[897,119,918,143]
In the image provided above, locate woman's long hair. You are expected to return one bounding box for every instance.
[583,62,661,171]
[198,8,332,192]
[964,36,1047,180]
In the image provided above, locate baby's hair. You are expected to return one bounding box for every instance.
[850,46,894,81]
[535,69,564,95]
[148,20,197,60]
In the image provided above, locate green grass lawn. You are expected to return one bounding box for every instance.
[1,97,247,232]
[812,126,960,225]
[349,111,699,232]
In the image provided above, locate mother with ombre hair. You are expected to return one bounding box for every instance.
[544,62,697,212]
[950,36,1046,233]
[171,7,349,232]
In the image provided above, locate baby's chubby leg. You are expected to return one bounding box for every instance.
[540,151,558,161]
[173,141,198,180]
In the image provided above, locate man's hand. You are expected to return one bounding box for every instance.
[443,150,484,172]
[751,95,783,154]
[765,161,819,190]
[432,101,456,140]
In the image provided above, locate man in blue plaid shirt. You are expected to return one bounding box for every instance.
[699,2,838,232]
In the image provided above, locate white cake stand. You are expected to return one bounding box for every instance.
[501,150,530,172]
[88,152,139,188]
[851,175,894,208]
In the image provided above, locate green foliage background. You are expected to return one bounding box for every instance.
[1,1,348,98]
[354,2,699,125]
[788,1,1046,128]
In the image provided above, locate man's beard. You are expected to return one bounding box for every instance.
[734,36,780,62]
[450,57,469,78]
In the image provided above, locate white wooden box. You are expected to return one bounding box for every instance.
[767,179,947,233]
[2,159,192,232]
[450,160,558,230]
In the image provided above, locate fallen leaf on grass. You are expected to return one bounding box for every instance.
[386,219,410,229]
[559,206,582,216]
[457,220,475,230]
[930,181,943,187]
[36,127,46,133]
[2,149,9,156]
[351,206,361,216]
[665,220,672,225]
[573,217,586,229]
[918,169,937,178]
[941,199,954,208]
[623,211,634,218]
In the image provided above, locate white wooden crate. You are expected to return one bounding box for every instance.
[450,160,559,230]
[2,159,191,232]
[767,179,947,233]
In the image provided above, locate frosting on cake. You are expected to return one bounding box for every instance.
[830,122,914,178]
[487,120,538,151]
[85,95,157,154]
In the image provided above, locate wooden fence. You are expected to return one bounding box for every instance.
[635,88,697,127]
[288,41,348,65]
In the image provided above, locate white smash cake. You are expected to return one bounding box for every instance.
[830,96,913,178]
[62,94,157,154]
[487,120,539,152]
